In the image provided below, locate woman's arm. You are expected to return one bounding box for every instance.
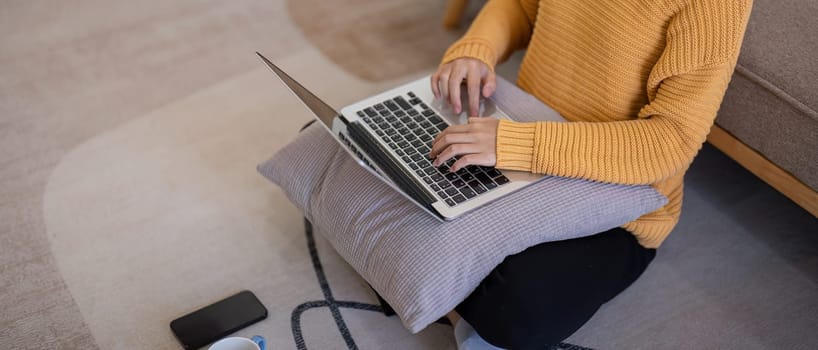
[431,61,737,179]
[432,0,753,184]
[493,1,754,185]
[440,0,537,69]
[495,61,736,185]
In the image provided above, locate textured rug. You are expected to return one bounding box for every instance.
[1,0,304,348]
[0,0,452,348]
[37,48,448,349]
[287,0,482,82]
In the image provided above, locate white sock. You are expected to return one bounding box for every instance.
[453,318,506,350]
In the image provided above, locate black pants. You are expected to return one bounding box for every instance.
[455,227,656,349]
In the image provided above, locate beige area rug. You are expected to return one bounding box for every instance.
[287,0,482,82]
[1,0,472,348]
[1,0,306,348]
[42,47,453,349]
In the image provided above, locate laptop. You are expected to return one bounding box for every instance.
[256,52,543,221]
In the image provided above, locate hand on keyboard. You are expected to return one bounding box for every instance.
[429,117,499,172]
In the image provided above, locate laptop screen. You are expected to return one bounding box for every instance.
[256,52,340,128]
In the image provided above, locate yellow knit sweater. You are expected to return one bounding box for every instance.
[442,0,752,248]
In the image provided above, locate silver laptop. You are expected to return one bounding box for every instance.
[256,52,543,221]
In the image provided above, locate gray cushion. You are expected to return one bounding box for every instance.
[258,78,667,333]
[736,0,817,113]
[714,0,818,191]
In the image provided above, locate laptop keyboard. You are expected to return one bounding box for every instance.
[355,91,509,207]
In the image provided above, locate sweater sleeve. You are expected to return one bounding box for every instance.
[495,61,736,185]
[441,0,538,69]
[494,0,752,185]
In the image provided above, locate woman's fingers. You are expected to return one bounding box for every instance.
[438,70,451,102]
[448,65,468,113]
[482,70,497,98]
[431,123,470,146]
[466,66,481,117]
[433,58,495,115]
[431,63,455,99]
[428,59,501,171]
[429,118,499,169]
[451,154,494,172]
[431,69,442,99]
[433,143,482,167]
[429,130,474,158]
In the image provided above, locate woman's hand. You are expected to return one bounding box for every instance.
[431,57,497,117]
[429,117,500,172]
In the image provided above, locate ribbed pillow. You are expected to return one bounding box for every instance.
[258,78,667,333]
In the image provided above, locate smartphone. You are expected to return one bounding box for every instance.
[170,290,268,350]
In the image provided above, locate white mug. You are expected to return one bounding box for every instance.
[209,336,266,350]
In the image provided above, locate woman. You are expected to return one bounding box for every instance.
[429,0,752,348]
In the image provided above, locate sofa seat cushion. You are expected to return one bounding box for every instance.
[715,0,818,191]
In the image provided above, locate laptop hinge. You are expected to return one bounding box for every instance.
[337,114,350,125]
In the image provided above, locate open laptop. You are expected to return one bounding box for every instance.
[256,52,543,221]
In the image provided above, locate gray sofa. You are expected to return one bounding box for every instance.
[712,0,818,216]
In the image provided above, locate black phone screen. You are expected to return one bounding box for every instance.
[170,290,268,349]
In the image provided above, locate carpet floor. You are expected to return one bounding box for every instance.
[1,1,816,349]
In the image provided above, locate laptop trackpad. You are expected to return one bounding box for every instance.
[432,85,502,125]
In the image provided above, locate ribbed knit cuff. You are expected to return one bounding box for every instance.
[495,119,538,172]
[441,38,497,71]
